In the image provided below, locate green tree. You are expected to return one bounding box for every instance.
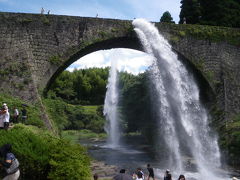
[179,0,201,24]
[199,0,240,27]
[49,68,109,105]
[180,0,240,27]
[160,11,175,23]
[50,71,76,101]
[118,72,152,133]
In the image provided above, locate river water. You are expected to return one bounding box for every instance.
[81,137,239,180]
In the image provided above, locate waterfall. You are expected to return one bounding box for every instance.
[133,19,224,179]
[103,53,121,148]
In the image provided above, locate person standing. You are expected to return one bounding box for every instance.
[93,173,98,180]
[183,17,186,24]
[3,109,10,130]
[164,169,172,180]
[147,164,155,180]
[1,104,10,130]
[134,168,144,180]
[41,7,44,14]
[13,108,19,123]
[0,144,20,180]
[21,107,27,124]
[0,106,4,129]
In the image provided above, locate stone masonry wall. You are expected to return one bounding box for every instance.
[173,39,240,120]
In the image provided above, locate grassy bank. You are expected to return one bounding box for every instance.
[43,98,105,134]
[61,129,107,143]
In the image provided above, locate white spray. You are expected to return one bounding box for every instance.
[133,19,225,179]
[103,52,121,148]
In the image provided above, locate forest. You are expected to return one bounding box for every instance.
[46,67,155,139]
[179,0,240,27]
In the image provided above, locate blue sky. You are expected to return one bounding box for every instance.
[0,0,181,22]
[0,0,181,74]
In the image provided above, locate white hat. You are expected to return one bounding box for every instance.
[232,177,238,180]
[3,103,7,106]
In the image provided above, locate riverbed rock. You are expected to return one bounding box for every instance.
[91,160,118,179]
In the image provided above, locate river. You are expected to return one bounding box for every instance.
[80,136,240,180]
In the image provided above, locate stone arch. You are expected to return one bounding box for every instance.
[44,36,215,108]
[44,36,143,94]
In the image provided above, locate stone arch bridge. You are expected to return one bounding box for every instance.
[0,12,239,128]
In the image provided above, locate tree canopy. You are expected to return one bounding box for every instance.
[160,11,175,23]
[179,0,201,24]
[48,68,109,105]
[179,0,240,27]
[199,0,240,27]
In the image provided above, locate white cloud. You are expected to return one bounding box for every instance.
[71,51,110,68]
[67,67,75,72]
[67,48,153,75]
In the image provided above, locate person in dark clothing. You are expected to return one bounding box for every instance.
[93,173,98,180]
[147,164,155,180]
[178,174,185,180]
[0,144,20,180]
[137,170,143,179]
[164,169,172,180]
[21,107,27,124]
[119,169,126,173]
[113,169,132,180]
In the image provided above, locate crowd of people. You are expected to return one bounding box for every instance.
[110,166,238,180]
[0,103,27,130]
[0,104,24,178]
[96,164,187,180]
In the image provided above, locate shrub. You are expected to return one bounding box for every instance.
[43,98,70,131]
[48,55,61,65]
[0,124,91,179]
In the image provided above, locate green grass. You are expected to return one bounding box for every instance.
[62,129,107,143]
[43,98,105,133]
[80,105,99,113]
[157,23,240,46]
